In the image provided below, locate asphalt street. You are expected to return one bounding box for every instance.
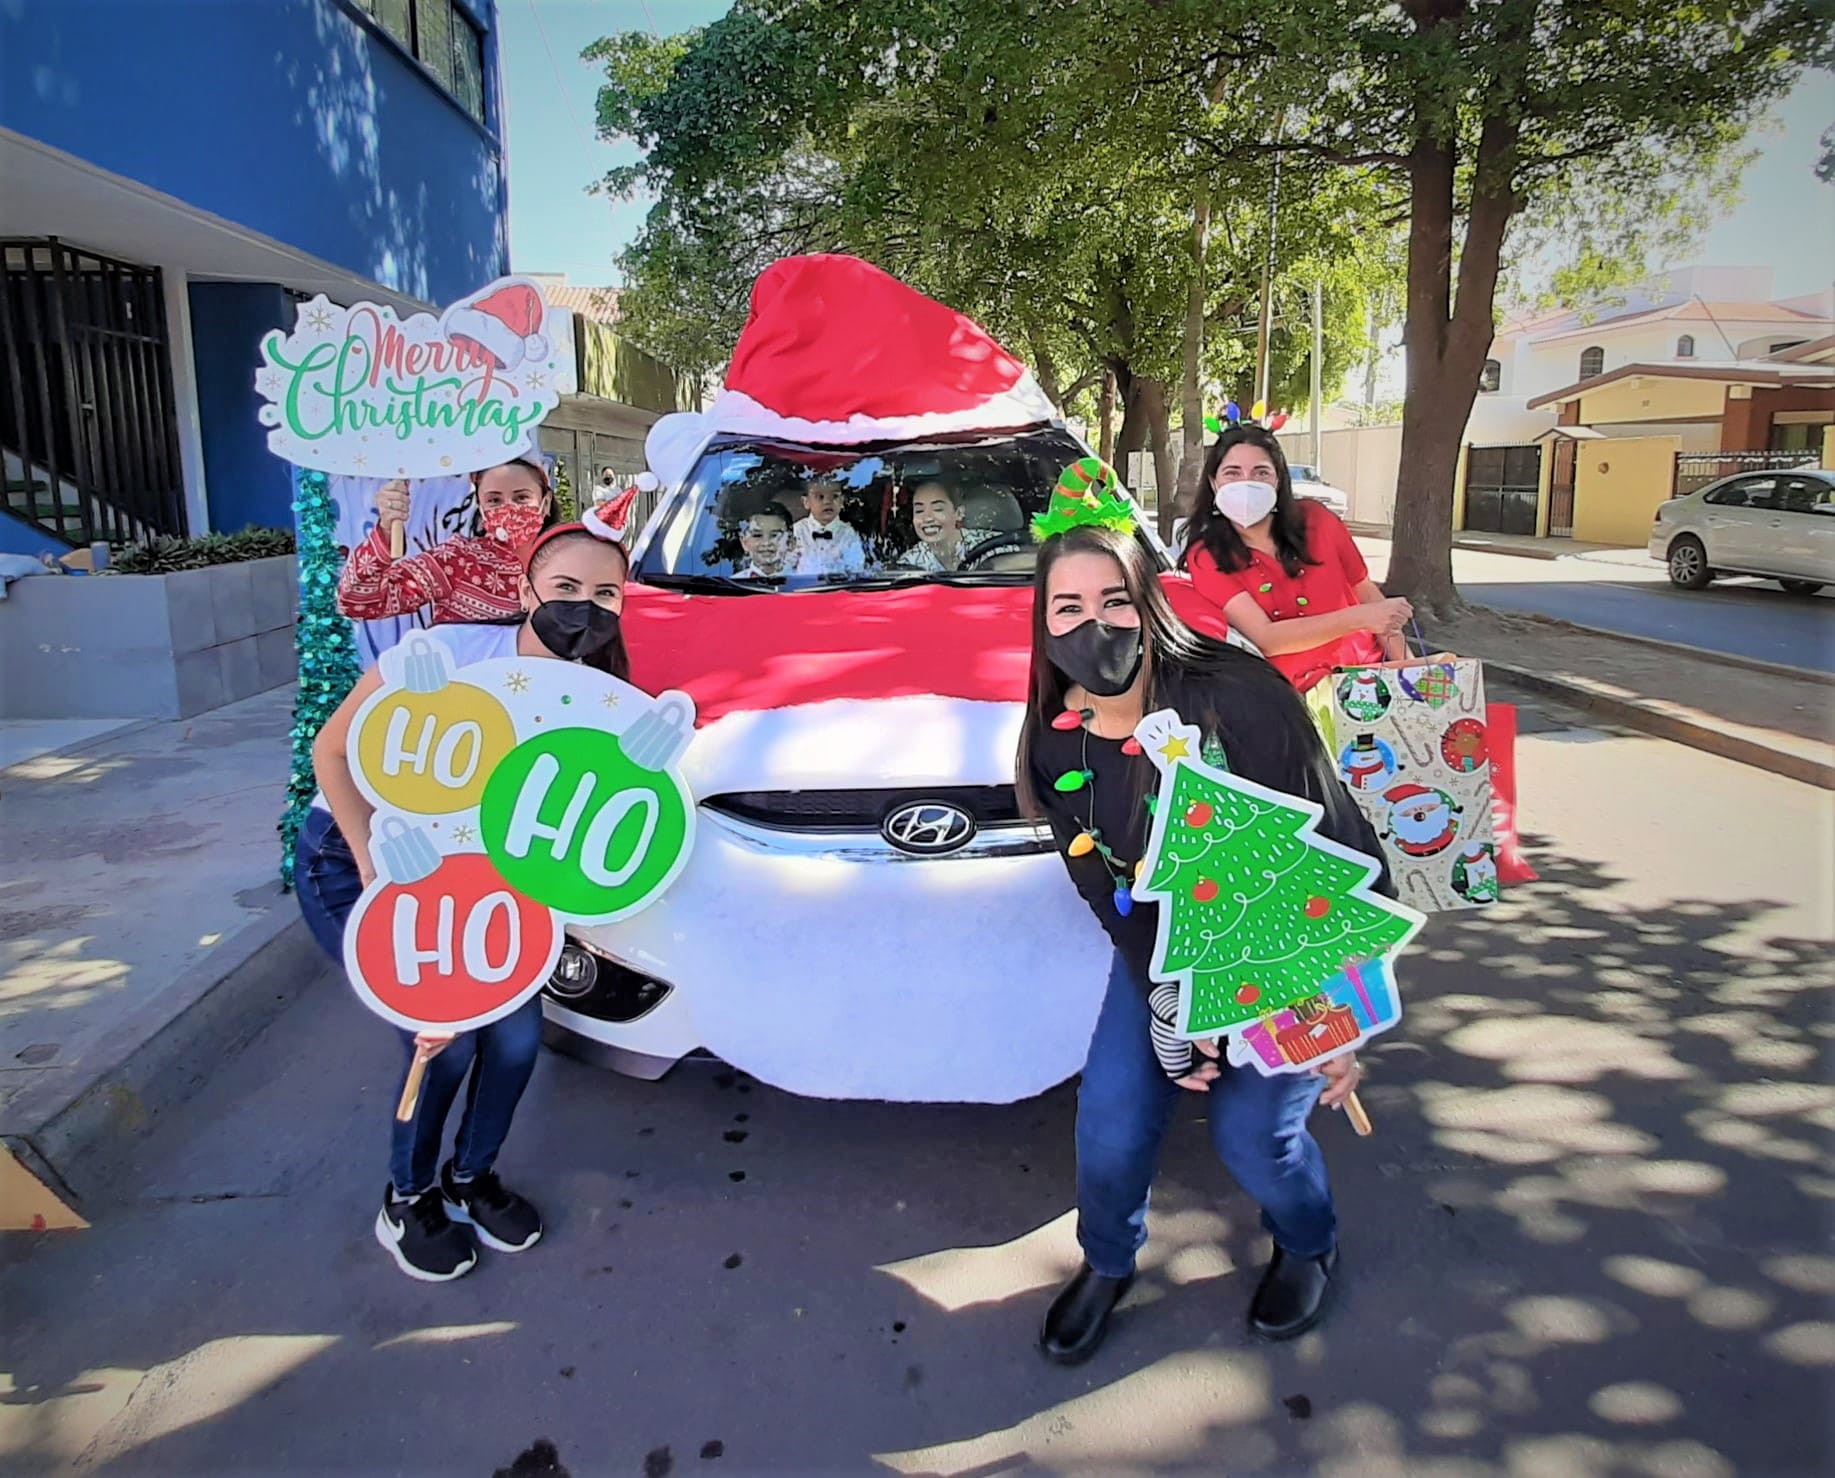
[1464,574,1835,675]
[4,687,1833,1477]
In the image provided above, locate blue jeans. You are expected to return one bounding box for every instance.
[293,807,544,1197]
[1075,951,1338,1277]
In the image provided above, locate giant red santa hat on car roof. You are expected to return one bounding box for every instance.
[644,254,1056,487]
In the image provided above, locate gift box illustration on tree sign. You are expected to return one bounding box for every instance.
[1129,709,1424,1075]
[1320,659,1499,914]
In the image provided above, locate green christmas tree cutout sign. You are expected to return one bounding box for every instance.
[1132,709,1424,1039]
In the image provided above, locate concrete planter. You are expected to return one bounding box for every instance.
[0,556,298,720]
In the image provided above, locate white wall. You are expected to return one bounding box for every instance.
[1279,425,1402,529]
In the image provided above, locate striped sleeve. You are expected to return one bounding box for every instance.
[1147,980,1196,1081]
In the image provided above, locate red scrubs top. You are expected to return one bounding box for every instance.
[1185,501,1382,691]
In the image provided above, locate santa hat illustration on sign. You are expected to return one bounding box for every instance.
[641,254,1055,487]
[442,280,550,371]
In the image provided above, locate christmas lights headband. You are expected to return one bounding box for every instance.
[1203,399,1289,435]
[1031,457,1137,541]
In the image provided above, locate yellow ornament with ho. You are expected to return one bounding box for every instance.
[354,636,517,815]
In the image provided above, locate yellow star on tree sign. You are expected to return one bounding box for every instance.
[1157,733,1191,762]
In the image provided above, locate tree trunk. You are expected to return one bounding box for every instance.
[1385,109,1519,616]
[1026,322,1065,413]
[1176,190,1213,520]
[1137,377,1177,541]
[1098,368,1117,463]
[1114,364,1147,459]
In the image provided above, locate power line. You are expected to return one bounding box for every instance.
[637,0,661,37]
[525,0,602,173]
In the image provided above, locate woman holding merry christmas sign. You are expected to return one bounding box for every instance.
[299,506,635,1282]
[1017,473,1397,1360]
[336,456,591,626]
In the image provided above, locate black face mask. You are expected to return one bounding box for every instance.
[1047,617,1144,698]
[530,599,622,662]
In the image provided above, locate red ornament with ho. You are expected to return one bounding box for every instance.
[344,817,563,1033]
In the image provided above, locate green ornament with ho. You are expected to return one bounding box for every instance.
[1131,709,1424,1039]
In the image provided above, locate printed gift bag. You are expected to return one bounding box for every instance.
[1319,657,1498,913]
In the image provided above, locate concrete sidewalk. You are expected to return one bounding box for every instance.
[1421,604,1835,789]
[0,688,320,1206]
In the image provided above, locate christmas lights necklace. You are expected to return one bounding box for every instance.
[1050,693,1144,918]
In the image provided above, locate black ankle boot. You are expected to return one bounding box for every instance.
[1039,1264,1134,1365]
[1249,1245,1338,1340]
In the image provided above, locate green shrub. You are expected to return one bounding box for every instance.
[111,526,296,575]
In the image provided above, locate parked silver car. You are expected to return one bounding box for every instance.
[1288,463,1351,521]
[1649,467,1834,595]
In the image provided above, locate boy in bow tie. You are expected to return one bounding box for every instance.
[792,478,866,575]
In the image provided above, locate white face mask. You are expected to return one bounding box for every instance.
[1213,479,1278,528]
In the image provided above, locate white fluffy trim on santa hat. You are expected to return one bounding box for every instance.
[700,379,1056,450]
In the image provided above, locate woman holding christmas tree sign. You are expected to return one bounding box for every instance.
[1018,478,1395,1359]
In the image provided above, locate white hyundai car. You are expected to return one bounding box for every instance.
[538,426,1225,1104]
[1650,466,1833,595]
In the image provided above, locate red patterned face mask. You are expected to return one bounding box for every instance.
[481,503,546,548]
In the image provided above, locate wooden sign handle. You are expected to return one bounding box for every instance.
[389,522,406,559]
[1344,1090,1373,1137]
[396,1046,433,1123]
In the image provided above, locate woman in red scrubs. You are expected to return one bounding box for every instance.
[1182,425,1412,691]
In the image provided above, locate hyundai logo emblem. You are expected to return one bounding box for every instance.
[882,801,977,856]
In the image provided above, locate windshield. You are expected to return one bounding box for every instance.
[1290,465,1322,483]
[635,427,1149,590]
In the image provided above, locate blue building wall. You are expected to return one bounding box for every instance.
[1,0,507,308]
[188,283,300,535]
[0,0,510,543]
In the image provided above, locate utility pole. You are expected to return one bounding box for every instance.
[1253,114,1287,409]
[1310,279,1324,469]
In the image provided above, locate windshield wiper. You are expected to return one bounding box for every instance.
[638,572,775,595]
[842,569,1032,590]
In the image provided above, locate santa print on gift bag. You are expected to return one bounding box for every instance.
[1129,709,1424,1062]
[341,631,698,1033]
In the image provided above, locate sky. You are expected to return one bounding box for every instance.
[500,5,1833,304]
[498,0,729,288]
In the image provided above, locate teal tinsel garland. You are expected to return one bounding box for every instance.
[278,466,362,888]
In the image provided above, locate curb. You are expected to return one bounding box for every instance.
[1,909,331,1209]
[1466,603,1835,686]
[1484,660,1835,790]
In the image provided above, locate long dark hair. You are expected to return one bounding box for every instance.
[1180,424,1314,578]
[1015,524,1335,816]
[526,529,633,682]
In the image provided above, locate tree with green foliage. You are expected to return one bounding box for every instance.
[1225,0,1831,609]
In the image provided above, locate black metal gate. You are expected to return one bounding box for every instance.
[0,238,187,545]
[1463,444,1542,536]
[1673,449,1818,498]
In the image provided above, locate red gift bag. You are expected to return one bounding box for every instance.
[1489,702,1537,885]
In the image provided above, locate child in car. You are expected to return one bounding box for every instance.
[735,506,793,578]
[792,478,866,575]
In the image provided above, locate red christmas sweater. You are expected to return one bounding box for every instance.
[336,526,523,624]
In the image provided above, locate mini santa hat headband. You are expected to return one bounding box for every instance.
[1203,400,1290,435]
[520,489,640,571]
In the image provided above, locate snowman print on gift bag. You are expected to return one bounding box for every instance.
[1339,733,1400,793]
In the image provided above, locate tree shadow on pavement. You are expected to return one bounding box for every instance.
[1,832,1830,1477]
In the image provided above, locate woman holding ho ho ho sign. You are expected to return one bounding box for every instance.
[297,503,696,1282]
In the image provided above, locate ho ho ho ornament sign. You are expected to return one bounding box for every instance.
[254,276,579,478]
[342,632,697,1038]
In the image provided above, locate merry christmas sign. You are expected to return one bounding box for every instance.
[342,632,696,1032]
[255,277,578,479]
[1130,710,1423,1066]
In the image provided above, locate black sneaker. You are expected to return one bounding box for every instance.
[374,1185,478,1282]
[442,1163,543,1252]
